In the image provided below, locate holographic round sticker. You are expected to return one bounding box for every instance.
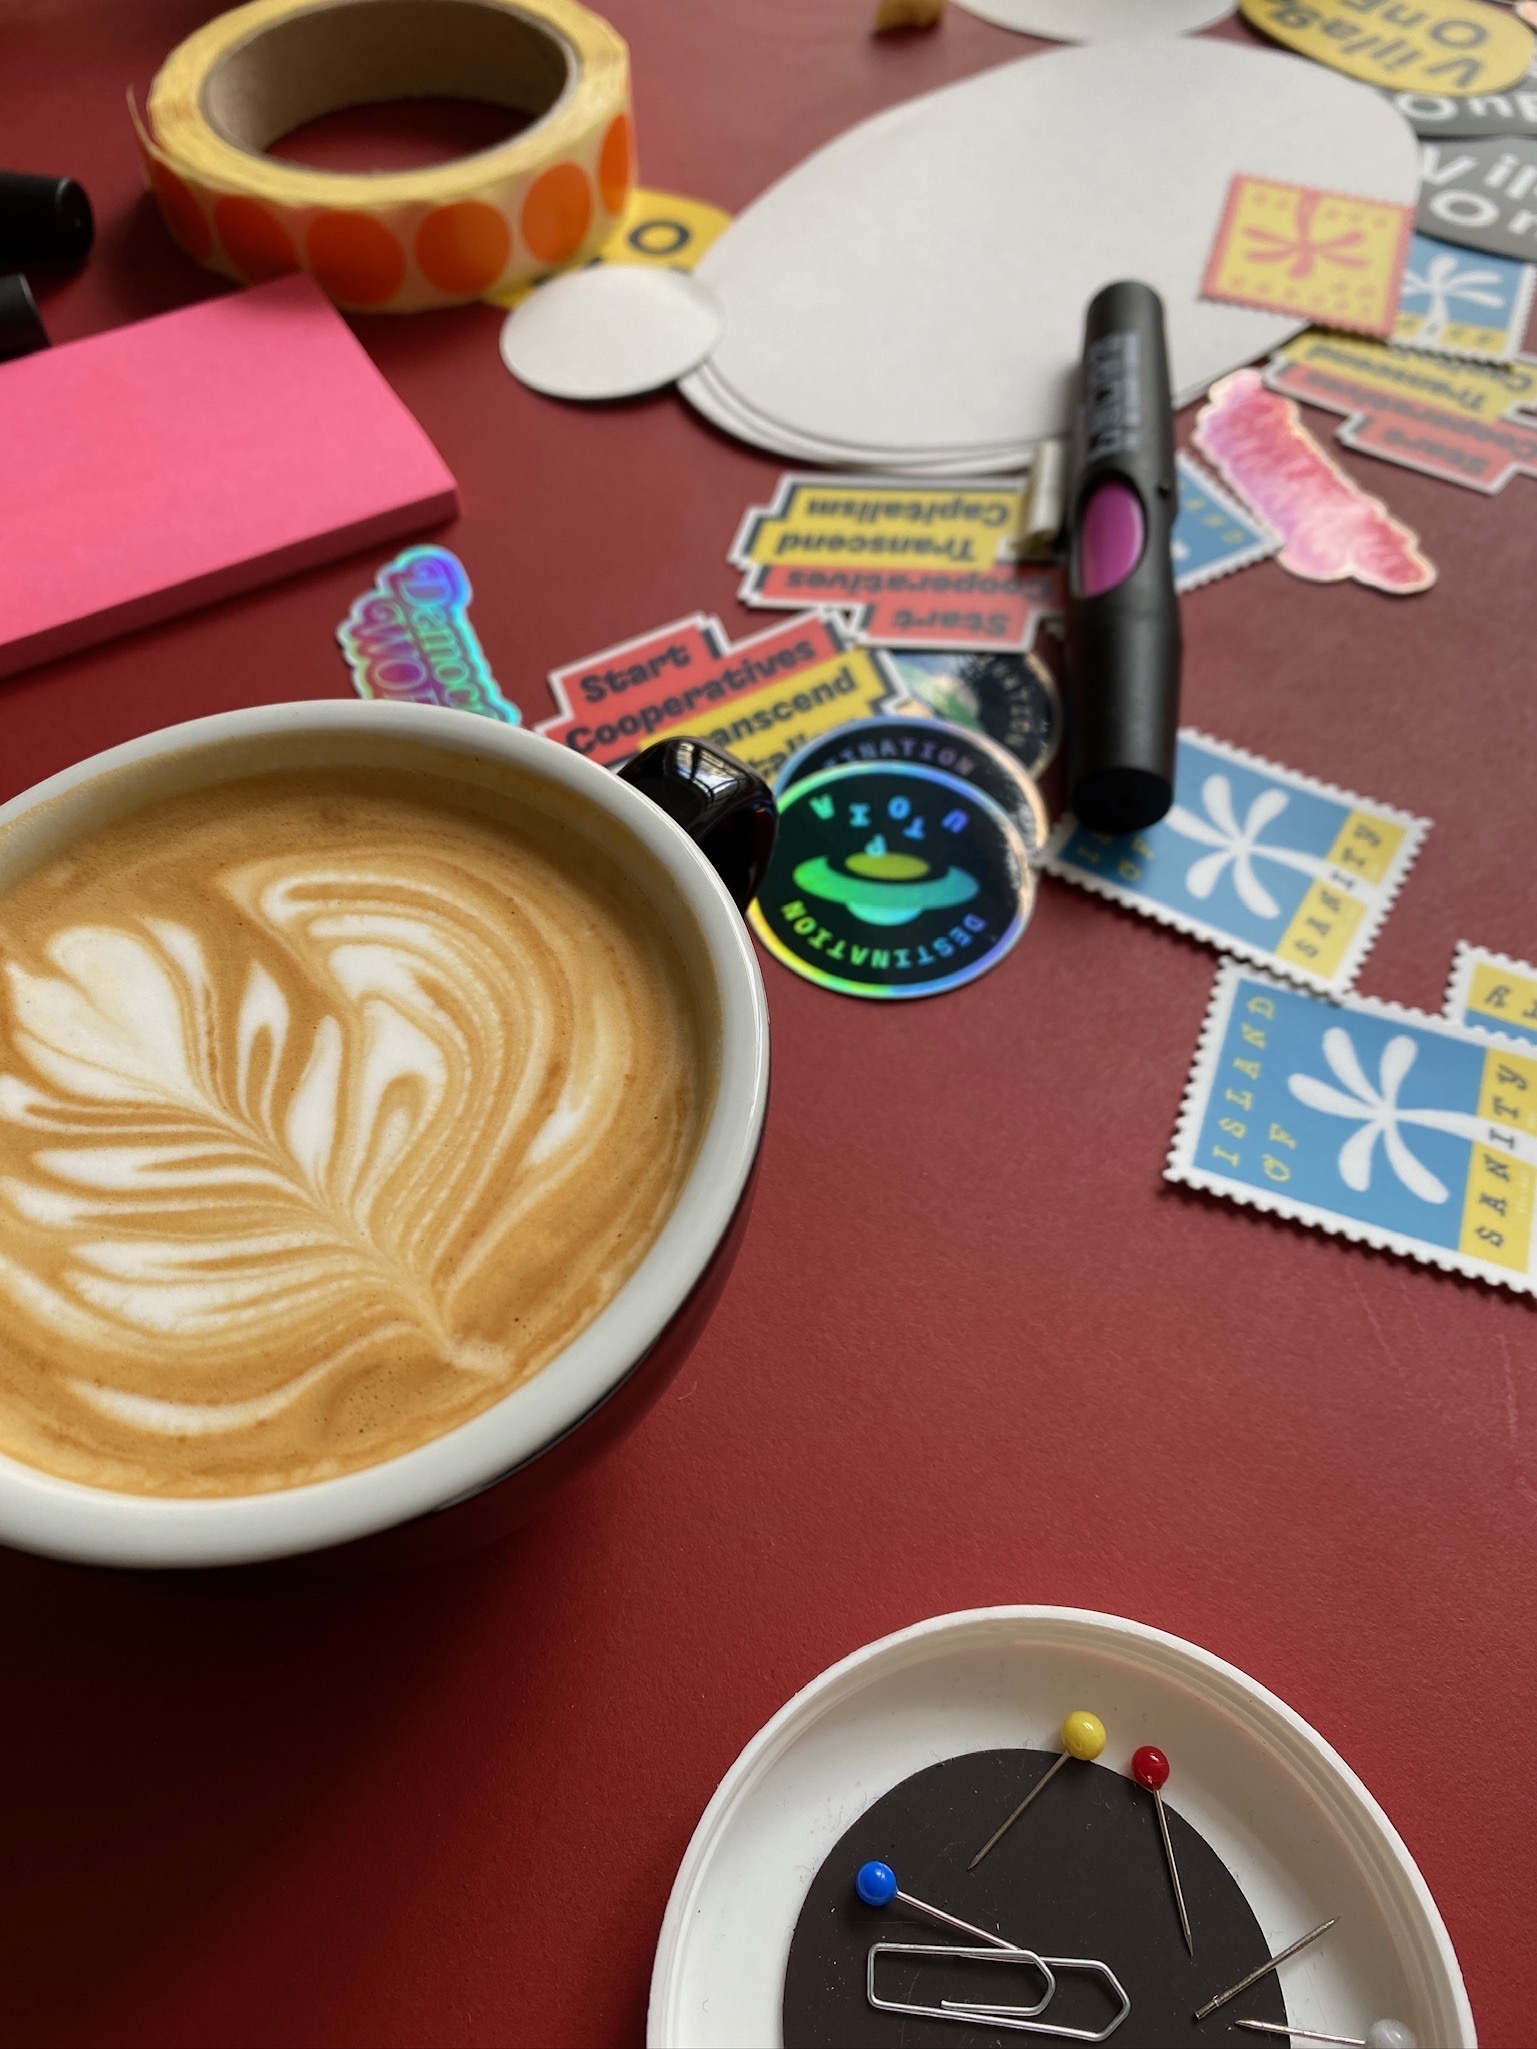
[749,762,1033,999]
[890,647,1061,777]
[777,714,1048,859]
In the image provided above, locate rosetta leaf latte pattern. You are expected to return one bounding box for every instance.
[0,843,665,1454]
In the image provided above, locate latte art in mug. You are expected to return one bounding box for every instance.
[0,770,710,1496]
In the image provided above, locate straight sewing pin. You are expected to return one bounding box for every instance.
[1194,1918,1338,2022]
[1131,1745,1193,1955]
[969,1711,1107,1871]
[1235,2023,1417,2047]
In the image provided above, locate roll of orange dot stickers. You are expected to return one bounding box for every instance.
[133,0,633,313]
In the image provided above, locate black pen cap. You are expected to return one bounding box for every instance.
[0,273,50,363]
[0,171,95,272]
[1064,279,1182,835]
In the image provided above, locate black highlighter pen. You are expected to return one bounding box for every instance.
[1064,279,1181,834]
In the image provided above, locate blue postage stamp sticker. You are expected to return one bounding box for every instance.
[1445,942,1537,1050]
[1042,731,1428,996]
[1392,231,1536,363]
[1168,961,1537,1296]
[1172,453,1281,592]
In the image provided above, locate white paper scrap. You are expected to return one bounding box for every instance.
[954,0,1233,40]
[500,267,723,402]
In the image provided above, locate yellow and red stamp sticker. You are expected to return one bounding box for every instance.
[1201,175,1415,338]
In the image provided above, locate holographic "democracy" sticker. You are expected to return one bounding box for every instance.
[338,546,519,722]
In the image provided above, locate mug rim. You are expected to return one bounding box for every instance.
[0,701,770,1567]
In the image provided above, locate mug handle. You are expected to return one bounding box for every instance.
[619,738,778,914]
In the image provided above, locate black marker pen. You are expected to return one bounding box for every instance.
[1064,279,1181,834]
[0,273,49,363]
[0,171,94,273]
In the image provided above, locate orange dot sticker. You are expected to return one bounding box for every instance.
[415,201,512,296]
[214,195,298,282]
[521,163,593,266]
[306,211,406,307]
[149,161,213,262]
[599,114,633,217]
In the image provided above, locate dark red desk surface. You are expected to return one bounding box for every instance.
[3,4,1535,2043]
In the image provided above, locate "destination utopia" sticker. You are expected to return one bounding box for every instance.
[749,761,1034,1000]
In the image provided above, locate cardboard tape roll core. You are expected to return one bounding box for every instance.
[136,0,632,311]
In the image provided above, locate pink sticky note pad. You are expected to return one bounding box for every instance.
[0,274,458,679]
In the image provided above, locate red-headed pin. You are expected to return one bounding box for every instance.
[1132,1745,1193,1955]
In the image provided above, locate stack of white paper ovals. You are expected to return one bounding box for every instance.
[954,0,1234,39]
[679,38,1418,473]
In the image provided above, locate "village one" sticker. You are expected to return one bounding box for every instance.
[1241,0,1533,94]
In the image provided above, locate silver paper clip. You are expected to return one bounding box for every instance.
[868,1943,1055,2025]
[940,1955,1131,2041]
[854,1861,1056,2014]
[868,1942,1131,2040]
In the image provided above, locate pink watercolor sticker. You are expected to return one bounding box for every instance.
[1190,370,1436,596]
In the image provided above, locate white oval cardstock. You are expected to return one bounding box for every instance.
[955,0,1232,39]
[682,38,1418,455]
[500,266,723,401]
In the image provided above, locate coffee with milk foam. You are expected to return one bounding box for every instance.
[0,768,710,1497]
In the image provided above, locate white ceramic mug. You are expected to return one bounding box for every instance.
[0,701,772,1569]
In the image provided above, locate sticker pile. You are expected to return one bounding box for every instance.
[729,475,1061,652]
[1177,4,1537,575]
[1162,0,1537,1296]
[534,609,905,783]
[330,0,1537,1302]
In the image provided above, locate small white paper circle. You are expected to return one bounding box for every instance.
[954,0,1233,37]
[498,266,723,401]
